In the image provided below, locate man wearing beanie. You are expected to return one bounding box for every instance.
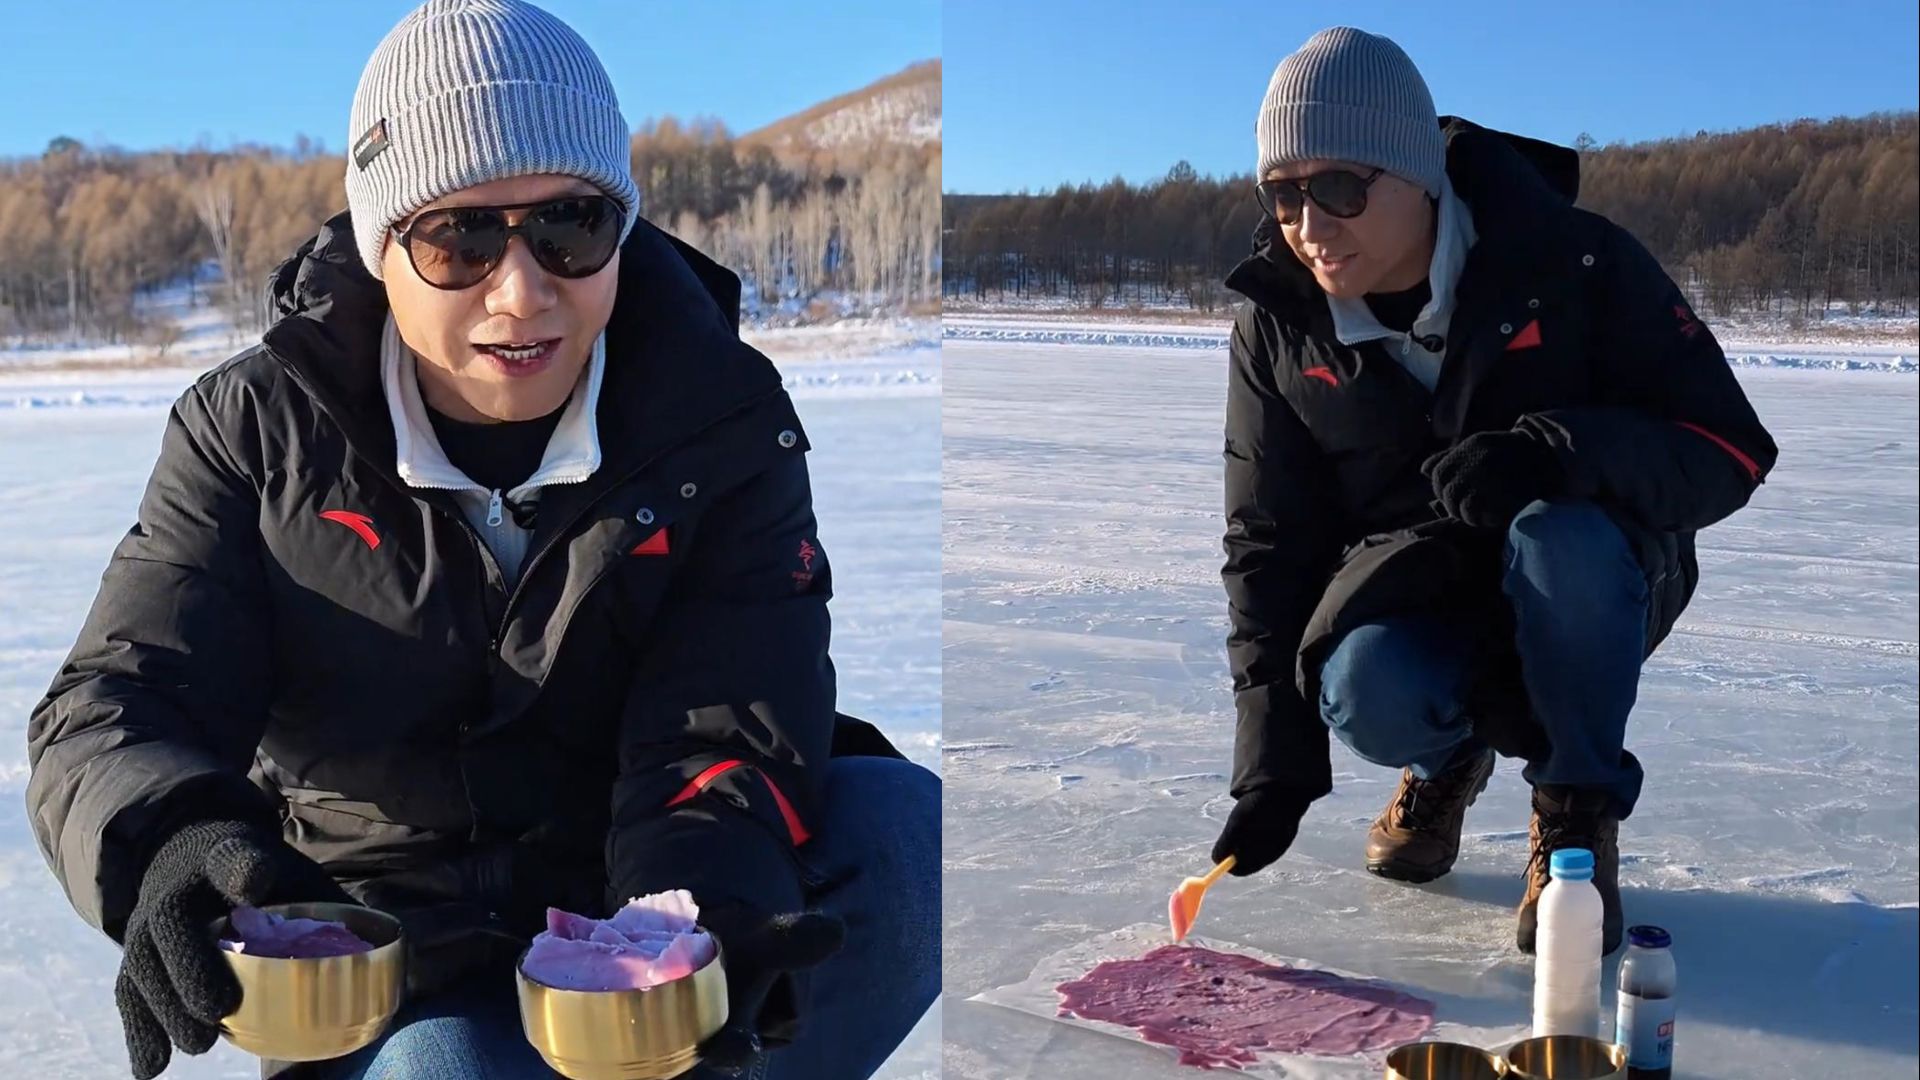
[25,2,936,1078]
[1210,27,1776,957]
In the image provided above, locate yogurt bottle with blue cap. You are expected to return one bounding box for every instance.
[1532,847,1604,1037]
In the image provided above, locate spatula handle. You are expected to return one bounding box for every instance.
[1202,855,1235,886]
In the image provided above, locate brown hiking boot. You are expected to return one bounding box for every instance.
[1516,785,1623,956]
[1364,748,1496,883]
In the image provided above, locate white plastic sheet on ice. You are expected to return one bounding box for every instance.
[971,923,1530,1078]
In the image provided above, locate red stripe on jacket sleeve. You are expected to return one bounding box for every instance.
[661,758,811,846]
[1676,421,1762,482]
[755,768,812,847]
[665,759,747,807]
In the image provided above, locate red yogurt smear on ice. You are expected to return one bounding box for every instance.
[1055,944,1435,1070]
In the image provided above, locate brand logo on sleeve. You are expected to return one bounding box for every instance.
[1674,302,1704,340]
[792,538,819,589]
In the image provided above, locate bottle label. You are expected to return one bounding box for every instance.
[1616,993,1675,1067]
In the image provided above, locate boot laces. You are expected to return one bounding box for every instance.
[1395,759,1478,831]
[1527,807,1599,882]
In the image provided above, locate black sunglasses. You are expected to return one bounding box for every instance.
[391,194,623,290]
[1255,167,1386,226]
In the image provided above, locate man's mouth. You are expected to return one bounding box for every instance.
[474,339,561,363]
[473,338,562,376]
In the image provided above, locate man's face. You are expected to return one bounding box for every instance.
[1268,160,1432,298]
[382,174,620,423]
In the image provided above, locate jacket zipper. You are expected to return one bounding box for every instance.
[267,356,512,674]
[488,387,785,640]
[445,506,508,687]
[378,390,780,649]
[268,347,782,688]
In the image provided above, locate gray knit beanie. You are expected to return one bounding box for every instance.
[345,0,641,280]
[1256,27,1446,197]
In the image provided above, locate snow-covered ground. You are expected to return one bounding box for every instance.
[747,318,940,363]
[942,338,1917,1079]
[0,351,940,1078]
[0,345,940,412]
[943,315,1920,372]
[0,273,252,371]
[0,271,937,373]
[942,297,1920,348]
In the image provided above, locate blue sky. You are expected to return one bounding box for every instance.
[0,0,938,158]
[946,0,1920,192]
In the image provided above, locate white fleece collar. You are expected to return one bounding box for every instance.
[381,312,605,498]
[1326,175,1478,347]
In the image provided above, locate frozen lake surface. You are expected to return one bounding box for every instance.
[942,340,1916,1079]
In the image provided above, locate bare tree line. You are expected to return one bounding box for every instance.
[0,117,938,348]
[943,168,1258,313]
[635,118,940,314]
[1577,114,1917,319]
[944,112,1919,322]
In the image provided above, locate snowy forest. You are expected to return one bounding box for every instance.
[942,112,1920,320]
[0,72,940,346]
[633,114,941,318]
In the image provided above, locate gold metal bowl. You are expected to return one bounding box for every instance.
[210,902,405,1062]
[1502,1035,1627,1080]
[516,939,729,1080]
[1385,1040,1510,1079]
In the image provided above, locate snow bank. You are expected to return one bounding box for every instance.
[942,319,1918,372]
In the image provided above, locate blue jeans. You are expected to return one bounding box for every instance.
[1318,500,1647,817]
[318,756,941,1080]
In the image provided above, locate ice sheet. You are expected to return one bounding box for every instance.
[974,924,1527,1077]
[942,340,1918,1080]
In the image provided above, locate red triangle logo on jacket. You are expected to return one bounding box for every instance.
[318,509,381,550]
[631,528,670,556]
[1505,319,1543,351]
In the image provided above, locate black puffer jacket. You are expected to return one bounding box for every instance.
[1219,118,1778,802]
[25,211,874,993]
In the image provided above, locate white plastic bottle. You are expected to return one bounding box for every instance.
[1532,847,1603,1037]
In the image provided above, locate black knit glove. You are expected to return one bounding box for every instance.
[1422,430,1563,529]
[1210,788,1316,877]
[693,908,846,1075]
[115,819,352,1080]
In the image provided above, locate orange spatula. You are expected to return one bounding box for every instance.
[1168,855,1235,942]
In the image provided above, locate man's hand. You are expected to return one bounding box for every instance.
[115,820,352,1080]
[1422,430,1563,529]
[694,909,845,1075]
[1210,788,1315,877]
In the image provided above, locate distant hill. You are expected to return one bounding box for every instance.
[742,60,941,154]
